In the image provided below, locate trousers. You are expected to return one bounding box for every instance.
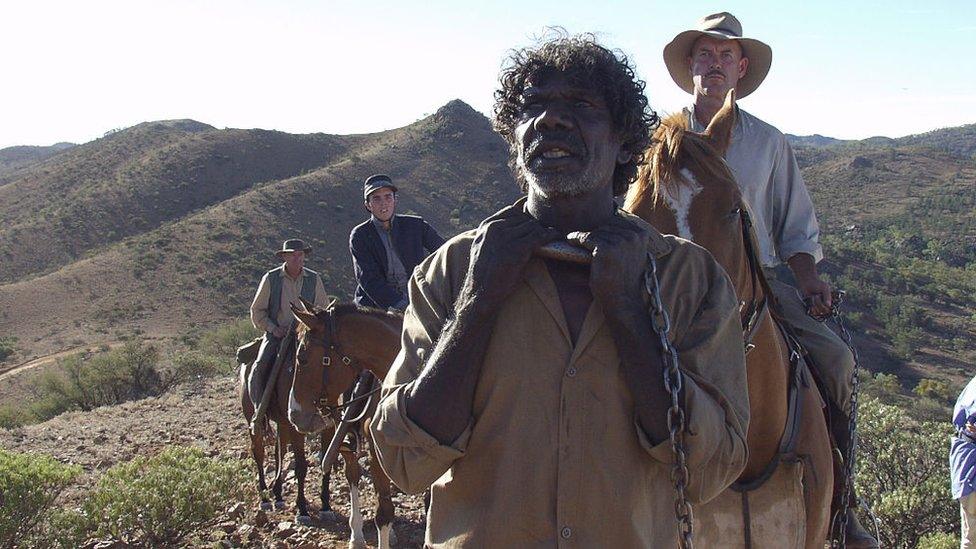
[765,272,856,415]
[247,334,282,407]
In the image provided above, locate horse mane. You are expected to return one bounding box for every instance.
[328,302,404,323]
[630,112,741,206]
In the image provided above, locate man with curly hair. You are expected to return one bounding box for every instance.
[370,34,749,547]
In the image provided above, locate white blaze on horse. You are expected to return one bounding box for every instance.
[289,299,403,549]
[624,90,834,549]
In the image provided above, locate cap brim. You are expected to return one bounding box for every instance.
[663,30,771,99]
[364,184,398,201]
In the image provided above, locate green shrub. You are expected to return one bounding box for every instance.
[914,379,955,403]
[0,337,16,362]
[24,508,90,549]
[195,318,260,359]
[855,397,957,547]
[83,446,249,545]
[0,450,81,547]
[0,405,28,430]
[170,351,233,381]
[917,531,959,549]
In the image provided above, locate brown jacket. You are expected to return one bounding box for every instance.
[370,210,749,548]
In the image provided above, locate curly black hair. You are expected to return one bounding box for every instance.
[493,33,659,196]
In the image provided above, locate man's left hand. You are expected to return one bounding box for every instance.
[568,215,650,309]
[795,271,832,318]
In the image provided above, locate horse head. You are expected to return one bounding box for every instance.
[288,299,404,435]
[624,89,758,299]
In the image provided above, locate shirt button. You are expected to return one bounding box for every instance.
[561,527,572,539]
[566,367,577,378]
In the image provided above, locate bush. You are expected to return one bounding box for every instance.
[917,531,959,549]
[0,405,28,430]
[83,446,249,545]
[914,379,955,403]
[195,318,260,359]
[0,337,15,362]
[0,449,81,547]
[30,342,164,422]
[855,397,957,547]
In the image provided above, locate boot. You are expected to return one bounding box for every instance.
[829,407,878,548]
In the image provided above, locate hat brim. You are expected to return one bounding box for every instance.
[663,30,771,99]
[276,246,312,258]
[364,183,398,201]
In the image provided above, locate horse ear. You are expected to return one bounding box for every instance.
[298,296,316,313]
[290,302,322,330]
[703,89,736,156]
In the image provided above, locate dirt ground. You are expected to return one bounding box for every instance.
[0,375,427,548]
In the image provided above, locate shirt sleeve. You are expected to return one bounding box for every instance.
[369,257,472,494]
[423,220,446,253]
[771,137,824,264]
[250,273,275,333]
[636,261,749,504]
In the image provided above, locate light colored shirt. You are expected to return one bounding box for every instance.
[688,105,823,267]
[250,265,330,333]
[370,211,749,548]
[952,376,976,499]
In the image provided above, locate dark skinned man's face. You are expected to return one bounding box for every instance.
[513,72,629,198]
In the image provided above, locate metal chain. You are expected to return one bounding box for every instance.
[644,252,694,549]
[819,291,870,547]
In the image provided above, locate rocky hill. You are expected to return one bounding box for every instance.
[0,104,972,383]
[0,142,74,179]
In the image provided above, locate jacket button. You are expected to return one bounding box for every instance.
[561,527,572,539]
[566,367,577,378]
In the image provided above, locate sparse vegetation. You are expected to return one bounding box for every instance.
[0,337,16,362]
[0,449,81,548]
[83,446,249,546]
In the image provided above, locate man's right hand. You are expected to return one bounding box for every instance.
[461,203,561,309]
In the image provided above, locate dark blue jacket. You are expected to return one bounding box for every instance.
[349,214,445,308]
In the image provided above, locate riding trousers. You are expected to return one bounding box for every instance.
[247,333,282,406]
[765,269,855,416]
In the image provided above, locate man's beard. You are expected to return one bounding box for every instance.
[515,152,612,199]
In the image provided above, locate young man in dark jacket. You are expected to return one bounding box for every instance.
[349,174,445,310]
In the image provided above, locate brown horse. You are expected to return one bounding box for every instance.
[238,341,326,522]
[288,299,403,549]
[624,90,833,548]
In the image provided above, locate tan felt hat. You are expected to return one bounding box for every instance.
[663,12,772,99]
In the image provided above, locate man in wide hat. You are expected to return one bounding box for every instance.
[664,12,877,547]
[247,238,330,407]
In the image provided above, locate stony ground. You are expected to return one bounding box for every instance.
[0,375,427,548]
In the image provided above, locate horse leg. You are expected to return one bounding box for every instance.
[292,428,312,524]
[343,447,367,549]
[367,420,397,549]
[242,373,272,511]
[319,431,339,521]
[272,426,286,510]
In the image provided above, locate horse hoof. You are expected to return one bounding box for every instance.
[296,514,313,526]
[319,510,339,522]
[274,500,286,510]
[259,501,273,511]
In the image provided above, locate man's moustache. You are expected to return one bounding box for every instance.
[525,133,585,159]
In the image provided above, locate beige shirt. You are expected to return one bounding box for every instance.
[688,105,824,267]
[370,212,749,548]
[249,265,330,333]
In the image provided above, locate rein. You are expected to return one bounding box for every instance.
[737,207,773,354]
[302,306,381,425]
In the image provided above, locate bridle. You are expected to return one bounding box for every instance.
[297,305,381,426]
[736,206,773,354]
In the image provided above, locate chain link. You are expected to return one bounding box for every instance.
[644,252,694,549]
[820,291,865,548]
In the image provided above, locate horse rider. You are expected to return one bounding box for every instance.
[952,376,976,548]
[369,34,750,547]
[663,12,877,547]
[349,174,445,311]
[248,238,330,408]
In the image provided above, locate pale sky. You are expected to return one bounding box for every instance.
[3,0,974,149]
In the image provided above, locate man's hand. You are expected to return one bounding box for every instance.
[461,204,561,310]
[568,215,650,309]
[272,325,289,339]
[788,253,832,318]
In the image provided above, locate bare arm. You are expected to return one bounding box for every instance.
[787,252,832,317]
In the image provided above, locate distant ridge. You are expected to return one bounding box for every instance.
[0,142,75,178]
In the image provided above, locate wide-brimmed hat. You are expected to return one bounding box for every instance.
[363,174,398,201]
[275,239,312,258]
[663,12,772,99]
